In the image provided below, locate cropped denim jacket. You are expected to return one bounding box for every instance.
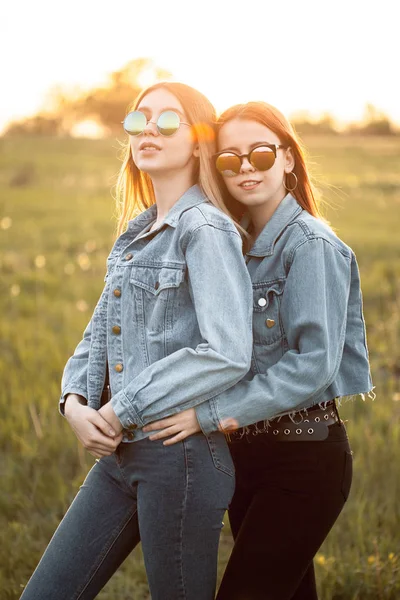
[195,193,374,434]
[60,185,253,442]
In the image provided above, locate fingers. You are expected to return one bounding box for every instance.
[67,406,123,456]
[98,403,123,435]
[163,430,192,446]
[148,425,196,445]
[88,433,118,452]
[148,425,181,441]
[91,410,118,437]
[143,418,175,433]
[89,414,123,450]
[81,424,122,454]
[96,431,123,452]
[86,432,123,457]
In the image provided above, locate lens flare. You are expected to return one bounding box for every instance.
[190,122,215,143]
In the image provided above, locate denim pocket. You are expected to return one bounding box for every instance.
[341,450,353,501]
[253,279,285,346]
[205,431,235,477]
[130,264,185,336]
[130,264,185,297]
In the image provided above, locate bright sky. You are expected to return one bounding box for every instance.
[1,0,398,133]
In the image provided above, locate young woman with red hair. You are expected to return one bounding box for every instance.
[21,84,253,600]
[143,101,373,599]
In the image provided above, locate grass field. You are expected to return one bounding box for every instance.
[0,135,399,599]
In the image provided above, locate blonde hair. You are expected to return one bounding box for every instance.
[115,82,236,237]
[216,102,323,220]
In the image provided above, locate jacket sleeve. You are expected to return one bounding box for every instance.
[58,318,93,415]
[110,223,253,429]
[195,237,352,433]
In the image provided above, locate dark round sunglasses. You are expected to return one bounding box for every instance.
[215,144,287,177]
[122,110,190,137]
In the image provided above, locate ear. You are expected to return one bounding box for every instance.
[193,144,200,158]
[284,147,295,173]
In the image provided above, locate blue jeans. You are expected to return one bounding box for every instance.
[21,432,235,600]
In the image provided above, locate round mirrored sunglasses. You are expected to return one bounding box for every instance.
[122,110,191,137]
[215,144,287,177]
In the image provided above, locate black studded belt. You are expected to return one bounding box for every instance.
[227,400,341,443]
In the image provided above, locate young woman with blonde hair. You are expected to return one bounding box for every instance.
[21,83,253,600]
[143,101,373,599]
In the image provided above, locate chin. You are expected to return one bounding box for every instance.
[235,193,267,207]
[135,161,164,175]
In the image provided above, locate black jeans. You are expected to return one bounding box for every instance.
[217,421,352,600]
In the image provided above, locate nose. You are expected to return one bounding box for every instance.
[143,119,159,136]
[240,157,256,174]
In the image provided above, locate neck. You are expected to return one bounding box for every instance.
[248,188,286,239]
[151,171,196,224]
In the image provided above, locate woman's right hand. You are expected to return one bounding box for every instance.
[64,394,123,458]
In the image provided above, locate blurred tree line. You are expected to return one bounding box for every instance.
[4,58,171,138]
[2,58,398,137]
[291,104,397,136]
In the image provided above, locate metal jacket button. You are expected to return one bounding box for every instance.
[115,363,123,373]
[266,319,275,328]
[125,431,135,441]
[154,281,160,290]
[112,325,121,335]
[113,289,121,297]
[124,253,133,261]
[127,423,137,431]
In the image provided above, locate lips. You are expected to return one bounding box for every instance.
[239,180,261,190]
[139,141,162,151]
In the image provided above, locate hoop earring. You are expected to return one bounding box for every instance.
[283,171,298,192]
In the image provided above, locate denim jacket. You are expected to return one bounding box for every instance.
[60,185,253,442]
[195,193,373,434]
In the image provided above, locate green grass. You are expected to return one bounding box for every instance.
[0,135,399,599]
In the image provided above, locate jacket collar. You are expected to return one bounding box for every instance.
[127,184,207,232]
[245,194,302,257]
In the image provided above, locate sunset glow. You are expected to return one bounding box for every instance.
[1,0,398,133]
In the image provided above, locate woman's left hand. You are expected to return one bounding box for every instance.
[142,408,201,445]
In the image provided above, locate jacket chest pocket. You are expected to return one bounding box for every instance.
[253,280,285,345]
[130,265,186,332]
[130,265,185,298]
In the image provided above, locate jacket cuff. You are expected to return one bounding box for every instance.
[111,391,144,429]
[195,399,221,434]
